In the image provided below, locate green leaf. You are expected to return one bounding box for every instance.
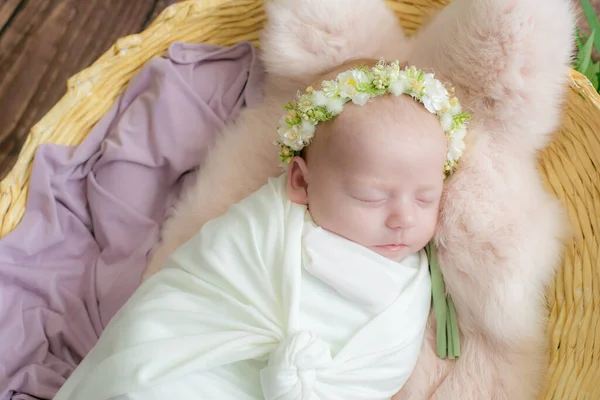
[580,0,600,53]
[585,61,600,89]
[576,29,596,73]
[576,27,588,52]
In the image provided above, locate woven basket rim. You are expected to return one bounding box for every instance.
[0,1,599,400]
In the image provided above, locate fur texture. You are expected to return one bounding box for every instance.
[143,0,575,398]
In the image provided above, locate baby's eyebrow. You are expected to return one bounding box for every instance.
[348,177,389,189]
[349,184,388,193]
[343,179,388,193]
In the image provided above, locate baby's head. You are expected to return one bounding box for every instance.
[279,59,467,261]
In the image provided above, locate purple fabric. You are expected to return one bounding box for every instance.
[0,42,265,400]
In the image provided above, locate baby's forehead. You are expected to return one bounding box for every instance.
[326,109,442,155]
[331,95,441,142]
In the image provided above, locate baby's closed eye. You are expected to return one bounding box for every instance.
[348,189,388,205]
[415,192,441,205]
[351,195,388,205]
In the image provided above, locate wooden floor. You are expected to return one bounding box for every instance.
[0,0,179,180]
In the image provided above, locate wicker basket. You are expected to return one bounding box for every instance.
[1,0,598,398]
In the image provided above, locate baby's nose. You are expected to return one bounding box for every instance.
[385,205,416,229]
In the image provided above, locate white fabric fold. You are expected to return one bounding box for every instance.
[53,174,431,400]
[302,216,422,314]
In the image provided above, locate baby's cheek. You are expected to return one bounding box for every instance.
[348,208,386,239]
[425,208,441,237]
[328,206,372,240]
[312,199,361,234]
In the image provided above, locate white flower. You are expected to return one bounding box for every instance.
[311,91,345,115]
[337,69,369,101]
[352,92,370,105]
[452,124,467,142]
[299,120,316,141]
[277,115,290,130]
[296,93,314,113]
[337,72,358,99]
[282,130,303,151]
[326,97,345,115]
[312,91,328,107]
[447,141,465,163]
[422,74,449,113]
[384,62,401,81]
[404,66,419,79]
[408,78,425,97]
[447,125,467,163]
[277,117,304,151]
[389,78,409,96]
[322,80,340,98]
[374,60,400,88]
[448,97,462,114]
[440,112,454,131]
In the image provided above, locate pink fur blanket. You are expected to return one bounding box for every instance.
[143,0,575,398]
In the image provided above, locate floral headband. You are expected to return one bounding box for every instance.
[275,60,470,177]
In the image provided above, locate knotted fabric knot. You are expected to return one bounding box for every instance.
[260,331,333,400]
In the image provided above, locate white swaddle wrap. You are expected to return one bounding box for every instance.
[54,175,431,400]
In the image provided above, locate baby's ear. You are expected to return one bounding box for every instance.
[260,0,410,85]
[286,157,310,205]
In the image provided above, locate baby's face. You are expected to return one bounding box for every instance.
[287,94,447,262]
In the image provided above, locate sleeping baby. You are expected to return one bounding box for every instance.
[53,59,469,400]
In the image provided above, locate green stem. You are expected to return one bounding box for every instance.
[426,242,448,358]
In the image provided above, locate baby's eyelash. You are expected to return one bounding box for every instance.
[361,199,386,204]
[416,198,437,205]
[352,196,387,205]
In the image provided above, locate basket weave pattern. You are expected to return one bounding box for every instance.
[1,1,598,398]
